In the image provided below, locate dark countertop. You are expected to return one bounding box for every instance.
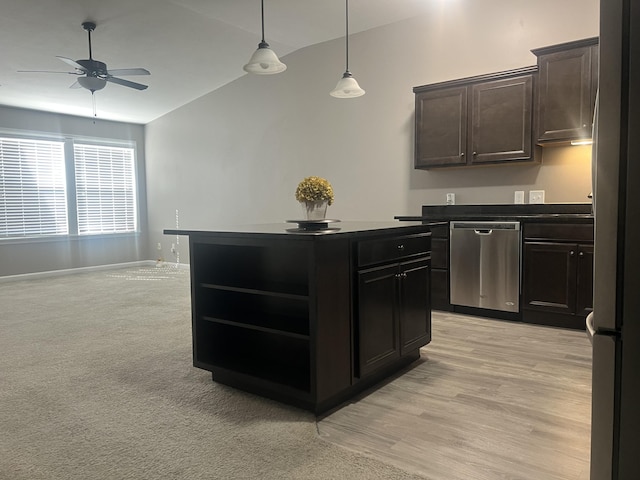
[396,214,594,223]
[395,203,593,224]
[165,220,445,239]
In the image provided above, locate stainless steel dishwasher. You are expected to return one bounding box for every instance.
[449,221,521,312]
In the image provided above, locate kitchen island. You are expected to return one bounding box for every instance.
[165,221,434,414]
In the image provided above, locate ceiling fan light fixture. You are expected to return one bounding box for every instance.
[244,0,286,75]
[243,41,287,74]
[330,71,365,98]
[331,0,364,99]
[78,76,106,92]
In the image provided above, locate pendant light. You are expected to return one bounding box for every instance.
[243,0,287,75]
[330,0,365,98]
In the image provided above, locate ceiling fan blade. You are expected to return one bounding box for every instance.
[56,56,88,72]
[17,69,80,74]
[105,76,148,90]
[107,68,150,76]
[69,81,82,89]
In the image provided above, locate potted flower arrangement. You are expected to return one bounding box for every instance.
[295,176,334,220]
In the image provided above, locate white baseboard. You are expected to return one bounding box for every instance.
[0,260,190,283]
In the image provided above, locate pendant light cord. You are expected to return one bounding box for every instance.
[261,0,266,43]
[345,0,350,72]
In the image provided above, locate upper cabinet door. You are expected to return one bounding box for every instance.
[413,66,537,170]
[533,38,599,143]
[414,86,467,168]
[470,74,533,164]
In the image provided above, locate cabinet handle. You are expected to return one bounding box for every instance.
[460,152,465,157]
[579,251,584,257]
[583,124,588,128]
[570,250,575,256]
[401,272,408,279]
[395,273,402,279]
[473,151,477,156]
[397,244,405,251]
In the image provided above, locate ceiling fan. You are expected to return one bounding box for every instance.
[20,21,150,93]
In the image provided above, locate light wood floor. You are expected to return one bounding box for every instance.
[318,312,592,480]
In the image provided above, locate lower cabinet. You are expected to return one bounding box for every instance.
[399,258,432,353]
[575,244,594,316]
[522,223,594,329]
[355,234,432,378]
[357,264,401,376]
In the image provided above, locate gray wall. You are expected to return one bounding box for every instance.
[145,0,599,259]
[0,106,148,277]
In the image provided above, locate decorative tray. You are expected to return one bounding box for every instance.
[285,219,341,232]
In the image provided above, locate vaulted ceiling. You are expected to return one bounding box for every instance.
[0,0,438,124]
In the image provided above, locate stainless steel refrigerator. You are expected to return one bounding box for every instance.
[589,0,640,478]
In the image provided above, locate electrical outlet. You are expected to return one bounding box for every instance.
[171,243,176,254]
[157,242,162,250]
[446,193,455,205]
[529,190,545,204]
[514,191,525,204]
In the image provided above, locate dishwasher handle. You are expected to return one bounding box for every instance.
[474,229,493,235]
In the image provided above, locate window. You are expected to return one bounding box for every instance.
[74,144,137,235]
[0,137,68,237]
[0,134,138,240]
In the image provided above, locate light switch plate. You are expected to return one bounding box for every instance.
[529,190,545,204]
[514,191,525,204]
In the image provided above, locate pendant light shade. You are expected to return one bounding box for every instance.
[243,0,286,75]
[330,0,364,98]
[330,71,365,98]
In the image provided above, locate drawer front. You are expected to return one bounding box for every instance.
[523,223,593,242]
[358,233,430,267]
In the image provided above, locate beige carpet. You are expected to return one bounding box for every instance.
[0,266,426,480]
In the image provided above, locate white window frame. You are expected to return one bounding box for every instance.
[0,131,139,241]
[0,136,69,238]
[73,142,138,235]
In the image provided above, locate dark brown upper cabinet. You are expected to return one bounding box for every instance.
[414,85,468,167]
[532,37,599,144]
[414,67,536,169]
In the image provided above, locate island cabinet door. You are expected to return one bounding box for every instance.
[398,258,431,355]
[356,264,401,377]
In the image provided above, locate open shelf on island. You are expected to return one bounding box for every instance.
[195,321,311,392]
[192,242,310,297]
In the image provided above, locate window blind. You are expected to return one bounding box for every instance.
[74,143,137,235]
[0,137,68,237]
